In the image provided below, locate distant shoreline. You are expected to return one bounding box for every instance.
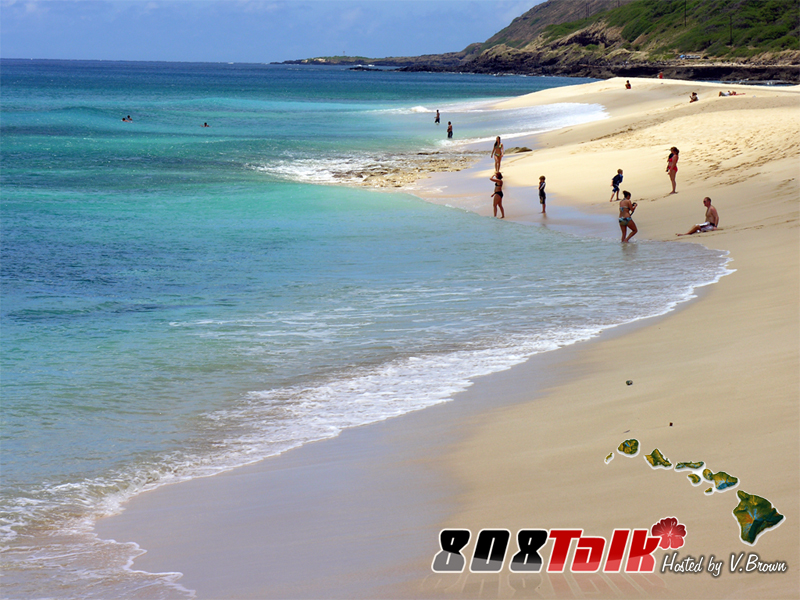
[279,58,800,84]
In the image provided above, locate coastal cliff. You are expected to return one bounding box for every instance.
[284,0,799,83]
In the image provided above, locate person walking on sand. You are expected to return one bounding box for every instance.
[538,175,547,214]
[677,197,719,236]
[609,169,623,202]
[490,172,504,218]
[666,146,679,194]
[491,136,504,172]
[435,110,440,124]
[447,121,453,139]
[618,190,638,242]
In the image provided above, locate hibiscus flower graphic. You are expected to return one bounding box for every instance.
[651,517,687,549]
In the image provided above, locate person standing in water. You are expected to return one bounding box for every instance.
[491,136,504,172]
[490,172,504,218]
[434,110,440,124]
[447,121,453,139]
[618,190,638,242]
[666,146,679,194]
[538,176,547,214]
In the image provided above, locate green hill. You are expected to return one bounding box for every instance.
[540,0,799,59]
[284,0,799,81]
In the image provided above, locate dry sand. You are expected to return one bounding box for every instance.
[414,77,800,599]
[94,78,799,599]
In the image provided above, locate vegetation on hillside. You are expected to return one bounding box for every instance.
[542,0,798,59]
[483,0,635,50]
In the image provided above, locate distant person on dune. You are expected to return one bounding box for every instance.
[677,197,718,236]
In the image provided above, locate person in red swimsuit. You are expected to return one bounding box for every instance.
[666,146,679,194]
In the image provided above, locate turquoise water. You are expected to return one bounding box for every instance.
[1,60,729,597]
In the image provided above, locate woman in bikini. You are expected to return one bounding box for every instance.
[618,190,637,242]
[490,172,504,219]
[491,136,504,172]
[666,146,679,194]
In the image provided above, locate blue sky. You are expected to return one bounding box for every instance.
[1,0,542,63]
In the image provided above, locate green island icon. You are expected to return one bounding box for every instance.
[703,468,739,491]
[645,448,672,469]
[617,439,639,456]
[733,491,785,544]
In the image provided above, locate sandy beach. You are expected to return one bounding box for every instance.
[95,78,799,599]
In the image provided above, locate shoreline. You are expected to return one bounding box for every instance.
[94,77,799,599]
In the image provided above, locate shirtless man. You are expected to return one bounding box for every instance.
[677,197,718,235]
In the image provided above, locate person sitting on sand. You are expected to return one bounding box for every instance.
[689,92,699,103]
[666,146,679,194]
[538,175,547,214]
[618,190,638,242]
[609,168,623,202]
[677,197,719,236]
[625,80,632,89]
[492,136,504,172]
[447,121,453,139]
[491,172,504,219]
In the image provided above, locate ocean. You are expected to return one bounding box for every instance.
[0,60,729,598]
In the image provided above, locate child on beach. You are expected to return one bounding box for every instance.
[538,176,546,214]
[609,169,623,202]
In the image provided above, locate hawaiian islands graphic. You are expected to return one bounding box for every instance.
[606,438,784,545]
[618,438,639,456]
[645,448,672,468]
[703,468,739,491]
[733,491,785,544]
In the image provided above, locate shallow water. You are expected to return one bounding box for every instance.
[0,60,730,597]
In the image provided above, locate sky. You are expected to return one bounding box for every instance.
[0,0,543,63]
